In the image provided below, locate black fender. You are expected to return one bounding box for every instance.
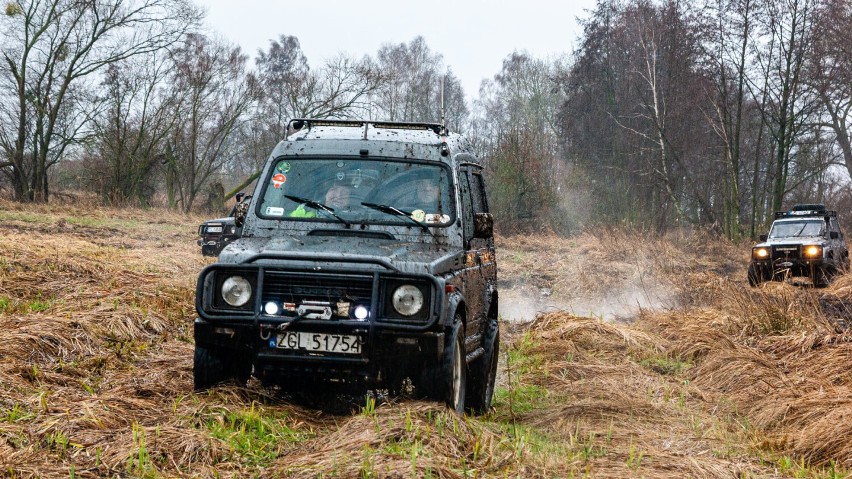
[440,292,465,361]
[445,290,466,329]
[486,287,498,322]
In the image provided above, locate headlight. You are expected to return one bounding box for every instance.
[803,246,822,258]
[221,276,252,307]
[753,247,769,259]
[392,285,424,316]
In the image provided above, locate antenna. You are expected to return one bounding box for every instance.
[440,74,447,134]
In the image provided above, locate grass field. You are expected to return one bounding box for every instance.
[1,200,851,478]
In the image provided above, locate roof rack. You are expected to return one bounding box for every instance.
[287,118,446,136]
[774,208,837,219]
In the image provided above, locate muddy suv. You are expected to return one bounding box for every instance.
[196,194,249,257]
[193,119,499,414]
[749,204,849,287]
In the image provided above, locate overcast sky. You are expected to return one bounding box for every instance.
[198,0,597,99]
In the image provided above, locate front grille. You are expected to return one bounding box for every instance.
[772,245,800,261]
[262,271,373,305]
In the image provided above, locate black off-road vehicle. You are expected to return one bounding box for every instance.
[749,204,849,287]
[196,194,249,257]
[193,119,499,414]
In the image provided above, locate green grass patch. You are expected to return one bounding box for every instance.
[2,403,36,423]
[207,403,312,465]
[0,295,55,315]
[494,384,550,414]
[638,355,691,376]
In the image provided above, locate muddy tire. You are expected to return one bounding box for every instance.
[193,346,250,390]
[466,321,499,415]
[440,322,466,414]
[813,266,832,288]
[747,264,765,287]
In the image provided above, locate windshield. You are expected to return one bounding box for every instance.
[257,158,454,226]
[768,220,825,238]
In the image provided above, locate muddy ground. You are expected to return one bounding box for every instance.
[1,201,852,478]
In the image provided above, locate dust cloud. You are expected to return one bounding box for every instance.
[499,274,676,323]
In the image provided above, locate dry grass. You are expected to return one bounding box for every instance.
[1,199,851,478]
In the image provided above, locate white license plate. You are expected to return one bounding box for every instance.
[206,226,223,233]
[276,332,362,354]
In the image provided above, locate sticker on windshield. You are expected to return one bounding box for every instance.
[411,209,426,222]
[265,206,285,216]
[424,214,450,224]
[277,162,291,173]
[272,173,286,189]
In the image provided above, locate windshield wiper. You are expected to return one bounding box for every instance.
[284,194,351,227]
[361,202,433,236]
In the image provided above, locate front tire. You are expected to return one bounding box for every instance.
[748,264,765,287]
[441,322,466,414]
[466,321,499,415]
[193,346,250,390]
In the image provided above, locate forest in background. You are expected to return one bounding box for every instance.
[2,0,852,239]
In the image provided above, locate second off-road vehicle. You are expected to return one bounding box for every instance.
[193,119,498,414]
[749,204,849,287]
[196,194,249,257]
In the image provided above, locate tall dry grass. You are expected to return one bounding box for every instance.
[1,198,851,477]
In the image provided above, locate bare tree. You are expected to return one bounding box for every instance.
[86,52,176,205]
[0,0,198,202]
[372,36,468,128]
[754,0,821,212]
[472,52,569,230]
[807,0,852,180]
[164,34,255,213]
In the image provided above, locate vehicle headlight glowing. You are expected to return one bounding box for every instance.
[221,276,252,307]
[753,247,769,259]
[804,246,822,258]
[264,301,279,315]
[354,305,369,320]
[392,285,424,316]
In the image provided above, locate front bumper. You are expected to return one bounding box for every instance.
[750,257,827,280]
[194,318,445,387]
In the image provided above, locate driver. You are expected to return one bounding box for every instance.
[324,183,352,211]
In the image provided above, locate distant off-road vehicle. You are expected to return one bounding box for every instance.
[749,204,849,287]
[196,194,249,257]
[193,119,499,414]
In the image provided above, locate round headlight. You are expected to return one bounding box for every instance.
[753,247,769,259]
[392,285,424,316]
[221,276,252,307]
[804,246,822,258]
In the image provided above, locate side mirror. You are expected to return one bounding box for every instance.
[473,213,493,239]
[759,234,768,242]
[831,231,839,239]
[235,192,245,203]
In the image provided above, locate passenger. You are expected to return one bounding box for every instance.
[289,183,352,218]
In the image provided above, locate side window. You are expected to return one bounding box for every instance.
[831,218,842,237]
[468,170,488,214]
[459,170,474,247]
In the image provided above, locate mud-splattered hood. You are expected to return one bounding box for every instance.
[219,235,462,275]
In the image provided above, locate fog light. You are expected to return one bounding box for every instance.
[354,305,369,320]
[264,301,279,315]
